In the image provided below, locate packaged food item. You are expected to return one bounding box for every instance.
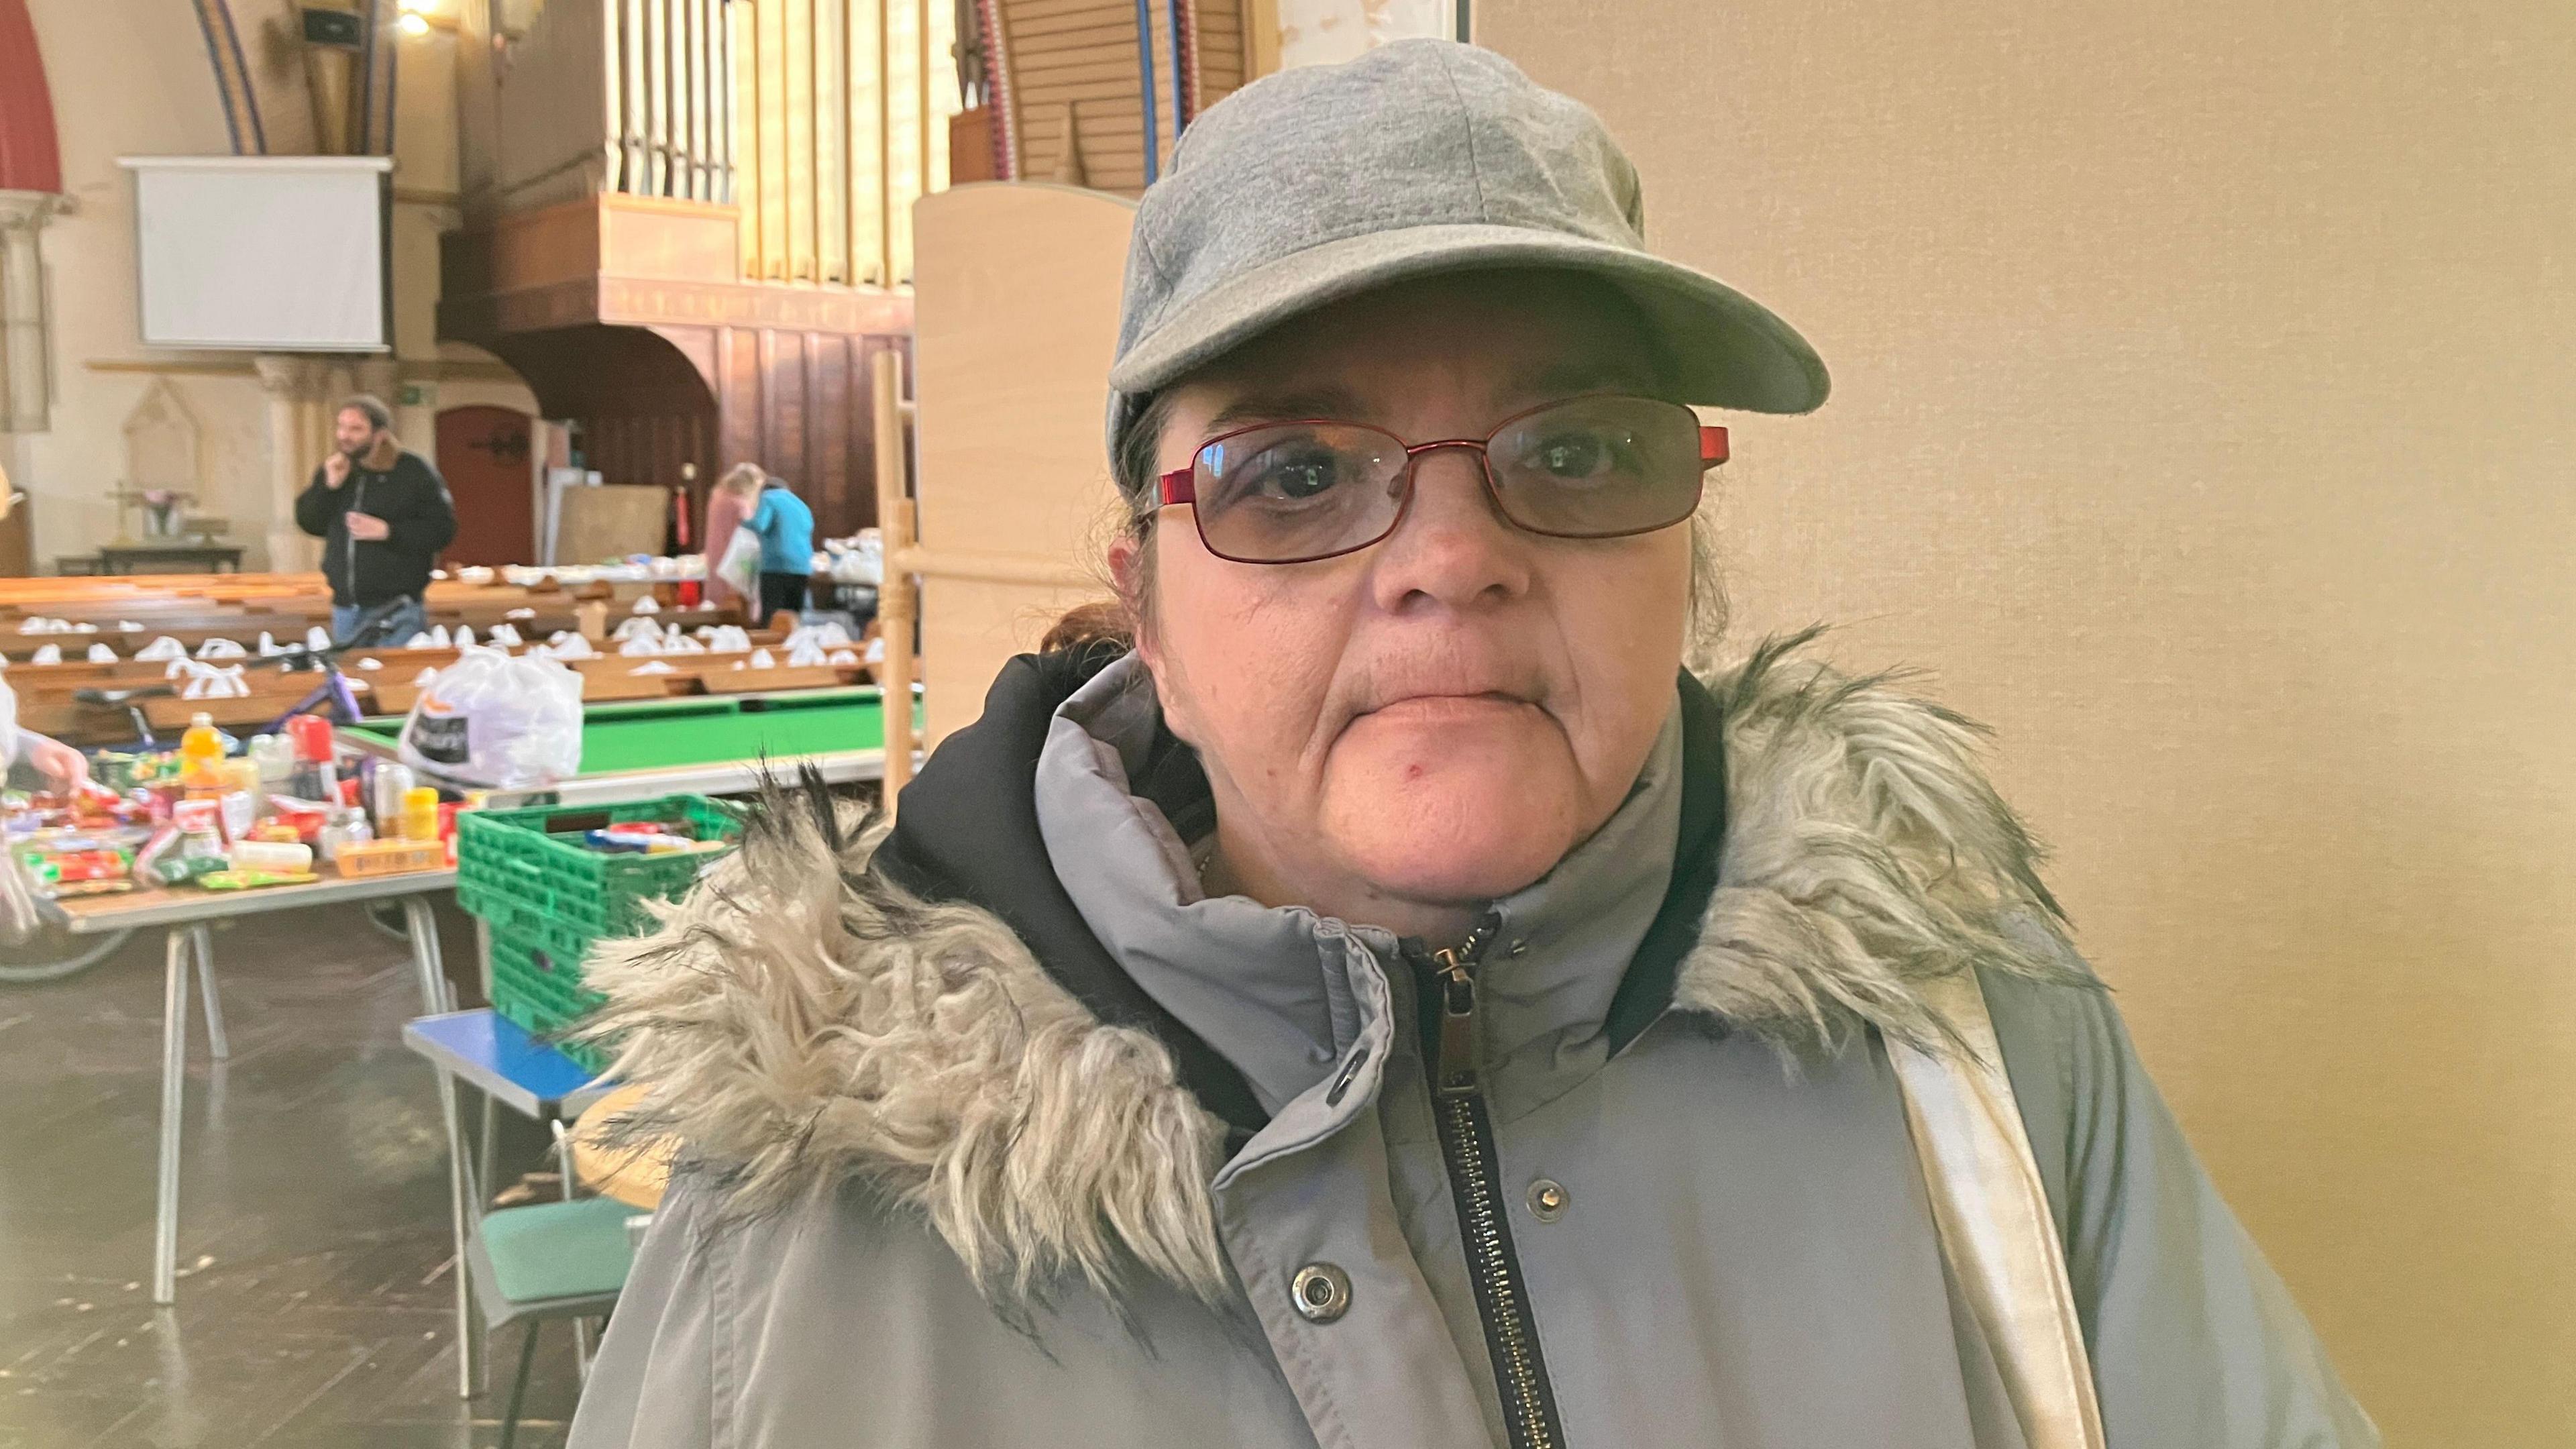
[132,823,178,880]
[227,839,313,873]
[317,807,374,862]
[333,837,446,877]
[263,796,334,843]
[217,789,256,843]
[195,869,318,891]
[94,751,146,792]
[160,799,230,884]
[18,837,136,896]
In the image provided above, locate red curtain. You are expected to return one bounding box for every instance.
[0,0,62,194]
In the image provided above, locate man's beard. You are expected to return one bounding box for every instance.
[339,438,371,459]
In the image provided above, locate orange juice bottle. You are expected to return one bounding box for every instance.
[400,786,440,842]
[178,713,227,796]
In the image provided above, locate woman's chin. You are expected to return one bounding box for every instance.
[1319,741,1584,906]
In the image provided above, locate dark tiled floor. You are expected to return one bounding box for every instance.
[0,902,585,1448]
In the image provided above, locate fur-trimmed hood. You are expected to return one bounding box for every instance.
[580,632,2089,1304]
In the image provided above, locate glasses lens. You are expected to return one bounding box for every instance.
[1193,423,1408,562]
[1486,396,1707,537]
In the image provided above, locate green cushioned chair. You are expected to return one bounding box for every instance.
[466,1185,643,1446]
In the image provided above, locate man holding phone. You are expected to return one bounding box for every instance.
[294,394,456,645]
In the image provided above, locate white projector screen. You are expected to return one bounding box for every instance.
[120,156,392,352]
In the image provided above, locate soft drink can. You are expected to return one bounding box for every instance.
[372,763,415,835]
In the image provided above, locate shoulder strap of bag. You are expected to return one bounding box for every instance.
[1888,969,2109,1449]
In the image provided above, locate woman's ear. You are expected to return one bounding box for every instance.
[1107,531,1156,666]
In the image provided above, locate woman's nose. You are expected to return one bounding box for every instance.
[1368,448,1529,610]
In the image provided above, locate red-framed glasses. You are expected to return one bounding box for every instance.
[1157,394,1727,565]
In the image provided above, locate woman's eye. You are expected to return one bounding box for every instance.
[1529,431,1622,482]
[1240,450,1348,501]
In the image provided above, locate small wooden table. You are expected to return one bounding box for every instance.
[92,544,245,575]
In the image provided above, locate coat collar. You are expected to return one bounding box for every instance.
[360,436,400,472]
[582,629,2091,1305]
[1032,651,1688,1121]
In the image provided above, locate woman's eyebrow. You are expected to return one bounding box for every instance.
[1204,386,1371,431]
[1506,359,1660,401]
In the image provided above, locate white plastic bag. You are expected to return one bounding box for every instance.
[714,525,763,604]
[398,648,584,788]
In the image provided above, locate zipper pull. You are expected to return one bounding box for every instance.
[1428,938,1487,1099]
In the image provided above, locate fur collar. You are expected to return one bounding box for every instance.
[580,631,2090,1305]
[361,435,400,472]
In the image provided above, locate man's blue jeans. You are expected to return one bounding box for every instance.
[331,596,428,648]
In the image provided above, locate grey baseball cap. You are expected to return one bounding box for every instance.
[1107,38,1828,458]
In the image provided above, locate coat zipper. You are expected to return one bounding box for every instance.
[345,474,368,595]
[1413,922,1568,1449]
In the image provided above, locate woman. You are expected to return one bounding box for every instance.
[571,42,2373,1449]
[700,463,761,612]
[712,466,816,623]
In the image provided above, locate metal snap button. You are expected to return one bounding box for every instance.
[1525,1179,1568,1223]
[1291,1263,1352,1323]
[1324,1044,1371,1106]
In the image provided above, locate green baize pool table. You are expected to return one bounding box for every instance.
[343,686,920,806]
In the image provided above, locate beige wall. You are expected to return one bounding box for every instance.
[18,0,265,567]
[1478,1,2574,1442]
[14,1,533,571]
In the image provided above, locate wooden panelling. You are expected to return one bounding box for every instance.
[985,0,1255,192]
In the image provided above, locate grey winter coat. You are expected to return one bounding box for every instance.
[566,638,2375,1449]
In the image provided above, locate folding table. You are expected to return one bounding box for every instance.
[45,869,460,1304]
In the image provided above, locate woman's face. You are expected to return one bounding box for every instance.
[1126,274,1693,937]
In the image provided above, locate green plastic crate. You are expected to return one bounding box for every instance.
[456,795,744,940]
[488,933,611,1075]
[457,793,744,1070]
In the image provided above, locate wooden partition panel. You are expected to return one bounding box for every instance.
[908,182,1134,747]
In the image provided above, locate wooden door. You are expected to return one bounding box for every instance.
[435,406,535,566]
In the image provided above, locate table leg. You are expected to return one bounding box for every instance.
[472,917,497,1242]
[191,925,227,1061]
[403,896,478,1397]
[399,896,453,1015]
[152,927,191,1305]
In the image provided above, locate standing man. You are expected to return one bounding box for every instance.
[295,394,455,645]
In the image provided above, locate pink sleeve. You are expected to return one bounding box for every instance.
[703,493,749,604]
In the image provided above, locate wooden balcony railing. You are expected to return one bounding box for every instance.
[471,0,953,288]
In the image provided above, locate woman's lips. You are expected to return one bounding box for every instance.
[1354,692,1536,724]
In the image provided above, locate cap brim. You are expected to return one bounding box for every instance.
[1109,222,1829,419]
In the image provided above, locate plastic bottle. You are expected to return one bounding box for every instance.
[248,734,294,794]
[225,757,264,814]
[400,786,439,842]
[284,714,337,803]
[178,713,226,795]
